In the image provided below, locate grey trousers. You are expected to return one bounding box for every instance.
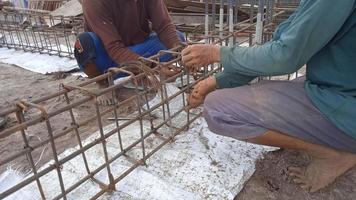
[203,78,356,153]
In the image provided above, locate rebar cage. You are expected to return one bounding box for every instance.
[0,9,82,59]
[0,0,301,199]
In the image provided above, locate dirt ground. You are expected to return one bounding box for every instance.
[1,63,355,200]
[236,150,356,200]
[0,63,90,173]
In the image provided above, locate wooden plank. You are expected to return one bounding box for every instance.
[49,0,82,17]
[45,0,82,26]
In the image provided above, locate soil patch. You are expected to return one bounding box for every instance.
[236,149,356,200]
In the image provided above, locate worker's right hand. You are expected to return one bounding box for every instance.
[187,76,217,109]
[182,44,221,73]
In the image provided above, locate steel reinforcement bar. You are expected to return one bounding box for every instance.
[0,41,226,199]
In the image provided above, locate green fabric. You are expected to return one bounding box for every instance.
[216,0,356,139]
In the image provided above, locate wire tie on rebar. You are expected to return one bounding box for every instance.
[50,162,62,171]
[129,60,160,90]
[138,56,160,65]
[107,67,136,84]
[153,131,168,141]
[140,159,147,167]
[16,101,49,120]
[158,49,181,57]
[23,145,34,154]
[94,138,102,145]
[91,177,110,190]
[179,41,188,47]
[70,122,80,129]
[108,67,133,77]
[16,101,29,112]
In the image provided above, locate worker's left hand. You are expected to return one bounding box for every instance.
[187,76,217,109]
[182,44,221,72]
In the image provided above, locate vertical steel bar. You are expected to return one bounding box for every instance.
[162,83,175,138]
[142,78,156,135]
[15,110,46,199]
[0,14,8,46]
[34,15,45,54]
[63,92,92,175]
[134,80,146,160]
[41,16,51,55]
[234,0,240,43]
[255,0,264,45]
[205,0,209,44]
[219,0,224,39]
[29,14,40,54]
[228,0,234,46]
[22,15,32,52]
[94,97,116,191]
[186,68,191,131]
[50,16,62,57]
[63,16,73,58]
[44,115,68,200]
[249,0,254,46]
[234,0,239,24]
[11,14,23,50]
[211,0,216,32]
[108,74,124,152]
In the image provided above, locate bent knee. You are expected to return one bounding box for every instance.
[204,90,225,113]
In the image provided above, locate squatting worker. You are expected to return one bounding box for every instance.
[182,0,356,192]
[74,0,184,105]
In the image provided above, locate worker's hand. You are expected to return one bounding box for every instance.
[182,44,221,72]
[160,64,181,82]
[187,76,217,109]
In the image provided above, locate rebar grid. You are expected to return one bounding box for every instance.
[0,9,82,59]
[0,1,301,199]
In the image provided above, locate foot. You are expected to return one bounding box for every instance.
[288,151,356,192]
[97,92,116,106]
[96,83,117,106]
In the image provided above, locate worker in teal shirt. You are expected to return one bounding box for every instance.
[182,0,356,193]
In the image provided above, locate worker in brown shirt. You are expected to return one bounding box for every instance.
[74,0,184,105]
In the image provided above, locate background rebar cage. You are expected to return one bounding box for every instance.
[0,0,303,199]
[0,9,82,59]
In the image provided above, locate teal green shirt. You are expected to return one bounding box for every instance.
[216,0,356,139]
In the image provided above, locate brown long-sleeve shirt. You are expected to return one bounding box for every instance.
[83,0,181,63]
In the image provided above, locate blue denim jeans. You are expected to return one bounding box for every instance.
[74,32,185,78]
